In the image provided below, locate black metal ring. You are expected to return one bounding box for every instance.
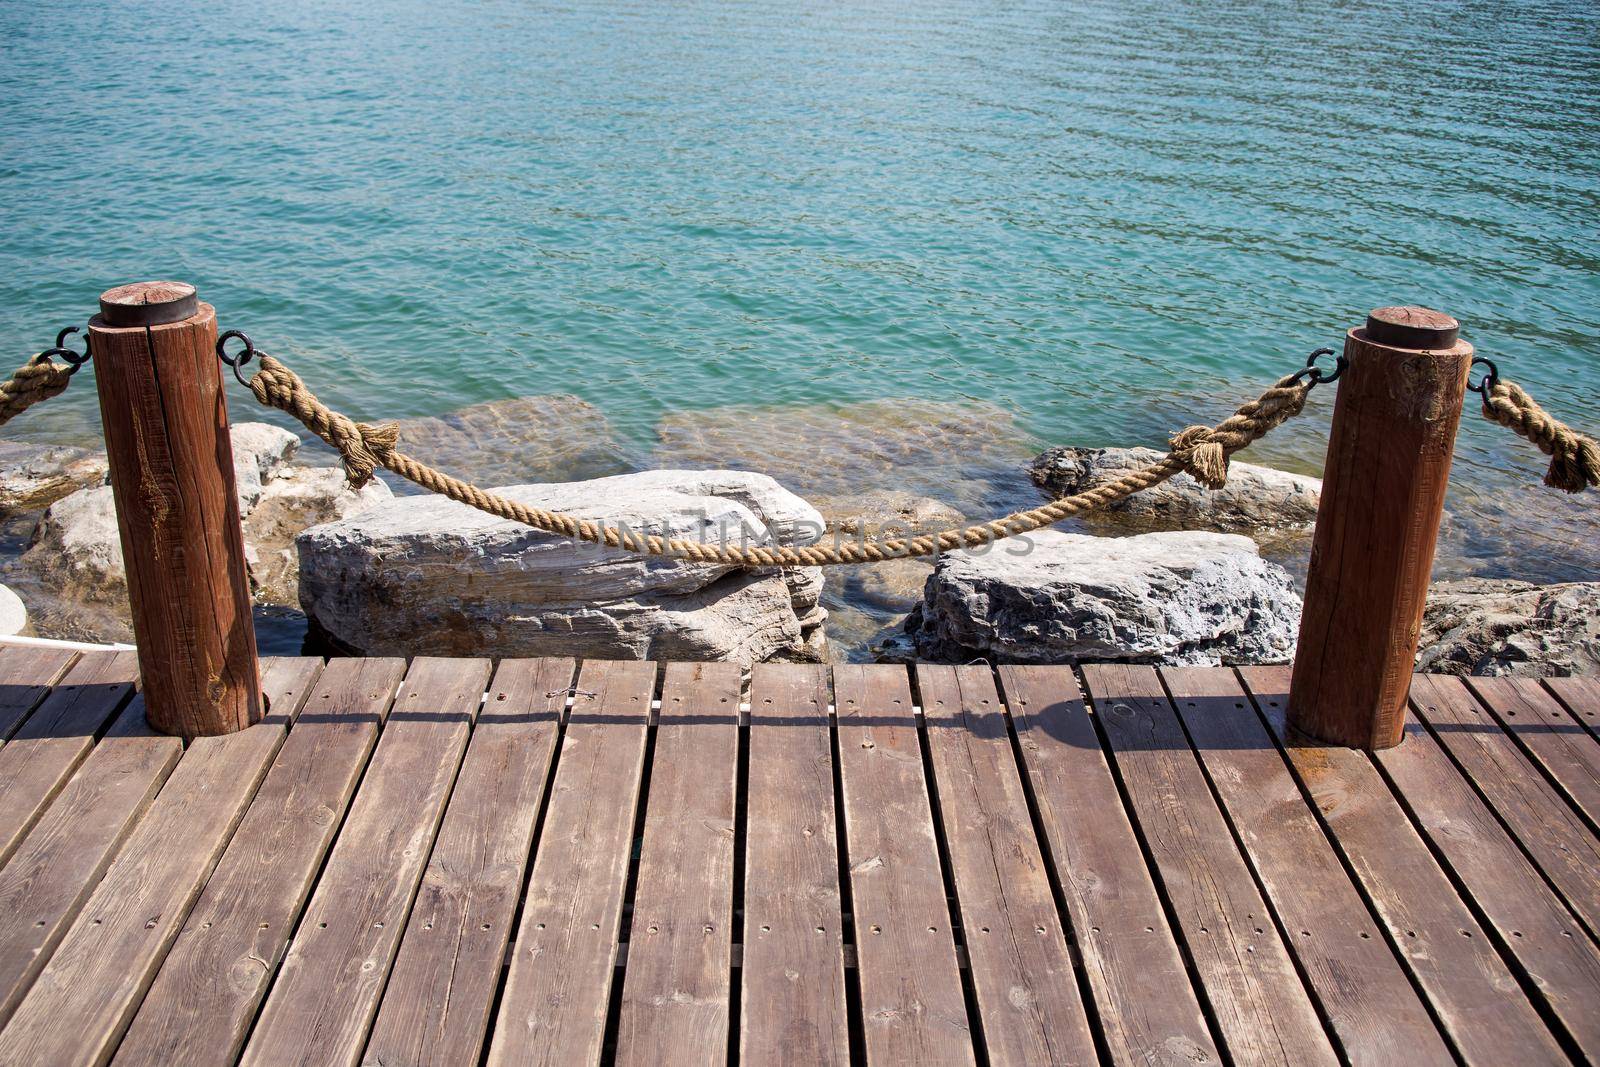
[1287,347,1346,388]
[216,330,257,387]
[1468,356,1499,397]
[39,326,92,374]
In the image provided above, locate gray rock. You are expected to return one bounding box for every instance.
[389,395,637,489]
[905,529,1301,665]
[6,435,391,642]
[1419,578,1600,677]
[0,441,108,514]
[241,468,393,605]
[296,469,827,665]
[230,423,300,512]
[0,583,27,636]
[1030,446,1322,532]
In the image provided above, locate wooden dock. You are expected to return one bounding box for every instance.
[0,647,1594,1065]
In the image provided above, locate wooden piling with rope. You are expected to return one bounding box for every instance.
[87,281,262,738]
[1287,306,1473,750]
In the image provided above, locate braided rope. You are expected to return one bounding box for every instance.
[0,356,76,427]
[1481,379,1599,493]
[246,353,1313,566]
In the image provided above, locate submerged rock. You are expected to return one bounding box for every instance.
[296,469,827,664]
[5,423,390,642]
[389,395,637,489]
[1419,578,1600,677]
[0,441,108,515]
[654,398,1039,520]
[1030,446,1322,532]
[904,529,1301,666]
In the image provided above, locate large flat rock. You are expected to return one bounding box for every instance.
[296,469,827,664]
[904,529,1301,665]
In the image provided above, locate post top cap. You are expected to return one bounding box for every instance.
[98,281,199,328]
[1365,306,1459,349]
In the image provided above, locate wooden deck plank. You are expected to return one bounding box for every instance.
[1251,671,1600,1058]
[1544,676,1600,741]
[0,657,320,1067]
[915,664,1097,1067]
[240,656,490,1067]
[1082,664,1337,1067]
[361,658,574,1067]
[0,650,138,867]
[0,645,78,741]
[1467,677,1600,831]
[0,697,182,1027]
[114,657,406,1067]
[485,659,656,1067]
[997,665,1219,1066]
[614,661,742,1066]
[740,663,848,1067]
[833,664,974,1067]
[1410,674,1600,940]
[1233,667,1567,1064]
[1161,667,1452,1064]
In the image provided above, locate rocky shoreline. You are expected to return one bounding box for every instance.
[0,394,1593,677]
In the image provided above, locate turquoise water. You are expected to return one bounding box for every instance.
[3,0,1598,579]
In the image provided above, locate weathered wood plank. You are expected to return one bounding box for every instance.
[614,661,741,1066]
[240,656,490,1067]
[485,659,656,1067]
[0,697,182,1027]
[1161,667,1450,1063]
[0,650,138,867]
[1247,669,1600,1059]
[1411,674,1600,940]
[0,645,77,741]
[361,658,574,1067]
[997,665,1218,1066]
[114,657,405,1067]
[833,664,974,1067]
[1544,676,1600,742]
[1082,664,1337,1066]
[1231,667,1565,1064]
[740,663,848,1067]
[1467,677,1600,831]
[0,656,320,1067]
[915,664,1096,1066]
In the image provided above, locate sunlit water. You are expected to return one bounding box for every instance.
[3,0,1597,613]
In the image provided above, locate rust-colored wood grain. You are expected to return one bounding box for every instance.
[1290,307,1472,749]
[88,283,260,738]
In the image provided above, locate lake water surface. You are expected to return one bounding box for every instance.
[3,0,1598,587]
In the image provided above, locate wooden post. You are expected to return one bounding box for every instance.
[1287,306,1472,750]
[88,281,263,737]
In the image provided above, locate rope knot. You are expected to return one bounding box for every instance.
[1169,425,1231,489]
[1483,380,1599,493]
[1166,376,1313,490]
[247,355,399,489]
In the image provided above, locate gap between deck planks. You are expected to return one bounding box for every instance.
[0,649,1594,1066]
